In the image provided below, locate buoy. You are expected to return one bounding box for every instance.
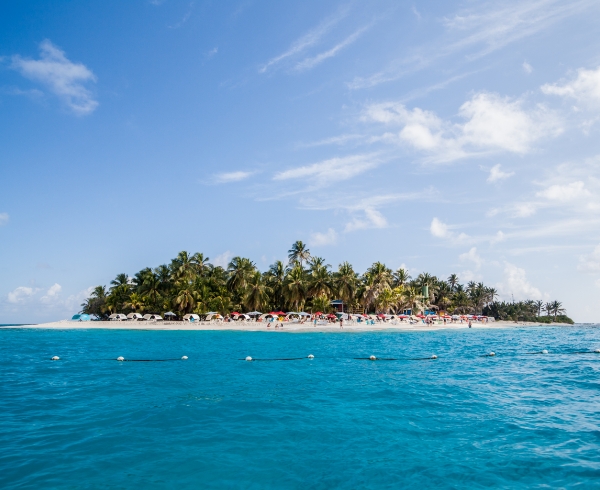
[308,354,314,359]
[369,355,377,361]
[489,352,495,356]
[181,356,188,360]
[431,355,438,359]
[541,350,548,354]
[51,356,60,361]
[245,356,252,361]
[594,349,600,353]
[117,356,125,361]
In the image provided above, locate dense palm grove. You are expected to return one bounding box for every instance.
[81,241,572,323]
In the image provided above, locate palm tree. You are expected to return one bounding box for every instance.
[244,271,271,311]
[375,288,398,314]
[393,268,411,287]
[549,300,565,321]
[308,264,332,299]
[191,252,210,276]
[139,273,162,310]
[447,274,459,291]
[171,251,197,281]
[284,265,306,311]
[312,294,331,313]
[334,262,357,308]
[174,283,195,313]
[401,287,424,315]
[288,241,311,269]
[124,292,145,312]
[451,291,471,314]
[266,260,286,310]
[226,257,256,294]
[533,300,544,317]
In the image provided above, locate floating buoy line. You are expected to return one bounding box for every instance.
[48,349,600,362]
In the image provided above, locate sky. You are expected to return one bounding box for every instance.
[1,0,600,323]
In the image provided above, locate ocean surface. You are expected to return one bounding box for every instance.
[1,325,600,489]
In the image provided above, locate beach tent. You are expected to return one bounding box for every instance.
[298,312,310,317]
[127,313,144,321]
[109,313,128,321]
[247,311,262,317]
[236,314,250,321]
[183,314,200,322]
[143,314,163,321]
[71,314,91,321]
[205,313,223,321]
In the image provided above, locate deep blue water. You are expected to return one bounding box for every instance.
[2,326,600,489]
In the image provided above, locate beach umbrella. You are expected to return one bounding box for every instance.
[164,312,176,317]
[231,311,241,315]
[314,311,322,315]
[247,311,262,316]
[273,311,286,315]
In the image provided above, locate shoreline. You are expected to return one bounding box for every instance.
[5,320,576,332]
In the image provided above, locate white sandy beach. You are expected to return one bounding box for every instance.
[20,320,572,332]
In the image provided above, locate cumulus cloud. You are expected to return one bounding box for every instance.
[274,153,382,185]
[459,247,483,269]
[497,262,543,301]
[345,208,387,232]
[213,251,232,268]
[542,66,600,107]
[487,164,514,182]
[10,40,98,115]
[429,217,469,241]
[40,283,62,304]
[310,228,338,246]
[535,181,591,202]
[7,286,36,304]
[213,171,254,183]
[0,213,8,226]
[522,61,533,74]
[578,244,600,273]
[363,93,562,163]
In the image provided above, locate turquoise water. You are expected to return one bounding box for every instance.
[2,326,600,489]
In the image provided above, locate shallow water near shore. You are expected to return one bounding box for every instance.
[1,325,600,489]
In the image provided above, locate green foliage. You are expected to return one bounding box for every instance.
[80,244,570,322]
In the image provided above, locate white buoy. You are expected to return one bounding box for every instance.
[489,352,495,356]
[245,356,253,361]
[51,356,60,361]
[541,350,548,354]
[117,356,125,361]
[181,356,188,360]
[369,355,377,361]
[308,354,314,359]
[594,349,600,353]
[431,355,438,359]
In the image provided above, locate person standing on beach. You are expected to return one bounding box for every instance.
[340,318,343,329]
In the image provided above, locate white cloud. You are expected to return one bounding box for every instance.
[213,251,232,268]
[310,228,338,246]
[65,286,94,312]
[0,213,8,226]
[487,164,514,182]
[429,217,470,242]
[11,40,98,115]
[274,153,381,185]
[578,244,600,273]
[40,283,62,304]
[535,181,591,202]
[7,286,36,304]
[214,171,254,183]
[345,208,387,232]
[459,247,483,269]
[295,25,369,71]
[542,66,600,107]
[497,262,543,301]
[348,0,597,89]
[259,7,348,73]
[513,202,538,217]
[363,93,562,163]
[522,61,533,74]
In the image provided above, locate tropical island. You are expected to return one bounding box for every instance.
[78,241,573,325]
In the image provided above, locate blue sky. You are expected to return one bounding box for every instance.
[1,0,600,323]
